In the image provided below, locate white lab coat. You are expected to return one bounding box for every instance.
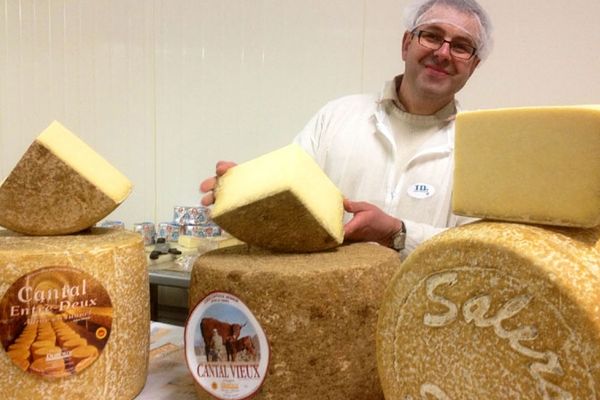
[293,77,473,257]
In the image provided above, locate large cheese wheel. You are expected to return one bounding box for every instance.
[0,228,149,400]
[189,242,403,400]
[0,121,132,235]
[377,222,600,400]
[211,144,344,252]
[453,106,600,227]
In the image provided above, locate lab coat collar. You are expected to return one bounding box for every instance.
[373,75,458,163]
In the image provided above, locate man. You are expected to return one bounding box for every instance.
[201,0,493,258]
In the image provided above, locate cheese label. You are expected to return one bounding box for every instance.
[0,266,112,378]
[407,183,436,199]
[185,291,270,400]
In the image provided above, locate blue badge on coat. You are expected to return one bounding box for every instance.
[407,183,435,199]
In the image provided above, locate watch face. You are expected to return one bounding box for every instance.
[393,231,406,251]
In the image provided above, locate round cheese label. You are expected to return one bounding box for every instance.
[0,266,112,378]
[185,291,270,400]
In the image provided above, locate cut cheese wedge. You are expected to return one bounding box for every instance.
[377,221,600,399]
[453,105,600,227]
[0,121,132,235]
[211,144,344,252]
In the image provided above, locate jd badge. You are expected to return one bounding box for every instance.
[408,183,435,199]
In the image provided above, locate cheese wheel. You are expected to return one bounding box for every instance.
[0,228,149,400]
[189,242,403,400]
[0,121,132,235]
[15,336,35,345]
[29,358,66,376]
[377,222,600,399]
[453,106,600,227]
[36,335,56,343]
[30,340,56,351]
[70,345,99,363]
[7,348,30,361]
[62,338,87,350]
[211,144,344,252]
[13,358,29,372]
[32,346,61,361]
[57,332,78,343]
[8,343,31,352]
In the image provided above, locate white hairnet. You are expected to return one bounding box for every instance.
[403,0,493,61]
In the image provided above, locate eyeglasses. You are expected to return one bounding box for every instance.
[413,30,477,61]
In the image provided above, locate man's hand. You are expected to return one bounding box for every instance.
[199,161,237,206]
[343,198,403,247]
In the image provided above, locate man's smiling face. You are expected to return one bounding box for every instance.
[401,4,481,107]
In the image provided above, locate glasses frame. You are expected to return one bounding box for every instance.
[412,29,478,61]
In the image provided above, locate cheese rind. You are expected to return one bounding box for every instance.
[211,144,344,252]
[453,106,600,227]
[0,121,132,235]
[0,228,149,399]
[189,242,403,399]
[377,222,600,399]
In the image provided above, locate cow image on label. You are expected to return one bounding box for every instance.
[200,318,246,362]
[185,291,270,400]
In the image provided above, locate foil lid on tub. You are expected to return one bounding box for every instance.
[184,224,222,238]
[157,222,182,242]
[133,222,156,245]
[97,220,125,230]
[173,206,210,226]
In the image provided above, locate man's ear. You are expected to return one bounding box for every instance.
[401,31,412,61]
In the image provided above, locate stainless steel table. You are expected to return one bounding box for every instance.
[148,262,191,321]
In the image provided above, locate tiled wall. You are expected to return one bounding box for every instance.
[2,0,599,228]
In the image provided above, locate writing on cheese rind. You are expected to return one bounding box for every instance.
[424,271,573,400]
[376,222,600,400]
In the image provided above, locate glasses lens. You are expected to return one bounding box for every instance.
[416,30,476,60]
[418,31,442,50]
[450,43,475,60]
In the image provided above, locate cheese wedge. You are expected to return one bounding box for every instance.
[0,121,132,235]
[211,144,344,252]
[453,105,600,227]
[377,222,600,399]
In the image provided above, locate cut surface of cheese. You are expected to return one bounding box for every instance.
[453,105,600,227]
[188,242,403,400]
[0,228,149,399]
[211,144,344,252]
[377,221,600,400]
[0,121,132,235]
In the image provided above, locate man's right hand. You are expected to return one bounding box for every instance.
[199,161,237,206]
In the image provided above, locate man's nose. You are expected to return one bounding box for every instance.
[433,41,452,59]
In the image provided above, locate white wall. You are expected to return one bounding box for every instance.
[1,0,599,229]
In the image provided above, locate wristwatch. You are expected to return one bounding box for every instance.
[390,221,407,251]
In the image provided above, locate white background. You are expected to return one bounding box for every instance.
[2,0,599,228]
